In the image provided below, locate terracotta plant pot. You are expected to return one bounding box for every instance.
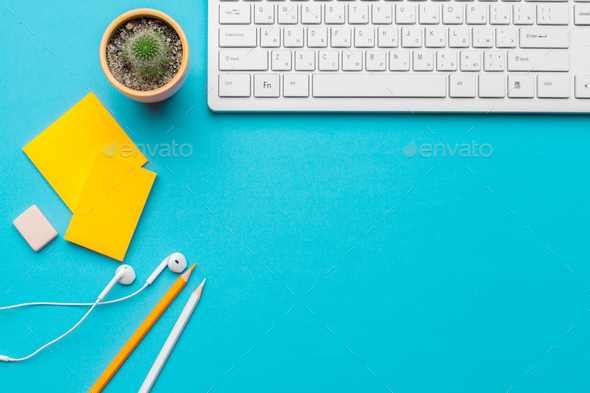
[100,9,190,103]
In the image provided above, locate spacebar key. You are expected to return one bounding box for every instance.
[312,74,446,98]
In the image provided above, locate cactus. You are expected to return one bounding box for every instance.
[122,31,171,78]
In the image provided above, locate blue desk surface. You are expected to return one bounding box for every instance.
[1,1,590,392]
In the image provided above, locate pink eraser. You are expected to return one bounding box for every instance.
[13,205,58,252]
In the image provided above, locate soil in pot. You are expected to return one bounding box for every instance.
[106,18,183,91]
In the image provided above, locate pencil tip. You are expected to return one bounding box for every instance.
[193,278,206,296]
[181,264,197,280]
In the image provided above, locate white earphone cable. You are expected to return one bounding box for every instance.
[0,283,148,310]
[1,299,101,362]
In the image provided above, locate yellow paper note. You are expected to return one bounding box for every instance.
[64,154,156,261]
[23,93,147,211]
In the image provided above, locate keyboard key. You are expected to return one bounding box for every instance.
[219,50,268,70]
[419,3,441,24]
[537,4,569,25]
[460,50,482,71]
[319,50,340,70]
[483,50,505,71]
[343,50,364,70]
[220,4,251,24]
[378,27,400,47]
[325,3,346,24]
[449,74,476,97]
[349,4,370,23]
[496,27,517,47]
[449,27,470,47]
[513,4,534,24]
[479,74,505,97]
[260,27,281,47]
[574,75,590,98]
[389,50,411,70]
[443,4,464,24]
[372,4,394,24]
[254,3,275,24]
[278,4,298,24]
[308,27,329,47]
[401,27,422,47]
[272,50,292,70]
[574,4,590,25]
[218,74,251,97]
[507,50,569,71]
[508,74,535,97]
[413,50,435,70]
[367,50,387,70]
[355,27,376,47]
[302,3,322,23]
[472,27,494,47]
[284,27,304,47]
[467,4,488,24]
[490,4,511,24]
[283,74,310,97]
[425,27,447,47]
[312,74,446,96]
[219,27,257,48]
[330,27,353,47]
[537,74,570,98]
[519,28,569,48]
[396,4,417,24]
[254,74,280,97]
[437,50,458,70]
[295,50,316,70]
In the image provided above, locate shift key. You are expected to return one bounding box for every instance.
[219,51,268,71]
[507,51,569,71]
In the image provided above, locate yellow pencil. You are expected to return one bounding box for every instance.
[89,264,196,393]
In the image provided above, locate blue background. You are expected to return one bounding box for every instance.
[1,1,590,392]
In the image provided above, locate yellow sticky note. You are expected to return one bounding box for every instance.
[23,93,147,211]
[64,154,156,261]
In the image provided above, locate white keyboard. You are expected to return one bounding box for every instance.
[207,0,590,112]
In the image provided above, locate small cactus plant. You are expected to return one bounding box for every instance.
[122,31,171,78]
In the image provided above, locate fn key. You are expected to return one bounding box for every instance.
[254,74,280,97]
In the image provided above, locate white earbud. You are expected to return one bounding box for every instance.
[0,254,190,362]
[0,264,137,362]
[98,265,136,301]
[145,253,187,285]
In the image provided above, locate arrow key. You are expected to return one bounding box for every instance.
[575,75,590,98]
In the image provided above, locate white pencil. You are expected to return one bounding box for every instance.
[138,279,206,393]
